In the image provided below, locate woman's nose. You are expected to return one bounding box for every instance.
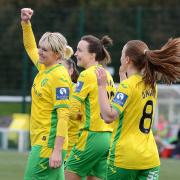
[38,49,42,55]
[74,51,78,57]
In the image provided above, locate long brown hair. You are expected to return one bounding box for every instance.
[81,35,113,66]
[125,39,180,94]
[64,58,79,83]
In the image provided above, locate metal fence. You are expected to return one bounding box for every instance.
[0,7,180,96]
[1,84,180,152]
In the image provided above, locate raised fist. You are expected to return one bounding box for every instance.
[21,8,33,23]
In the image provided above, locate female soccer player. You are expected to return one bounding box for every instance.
[62,58,83,159]
[96,39,180,180]
[65,35,116,180]
[63,59,86,180]
[21,8,73,180]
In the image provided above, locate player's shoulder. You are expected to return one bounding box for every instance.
[117,75,143,96]
[58,64,68,73]
[119,79,130,89]
[120,74,142,88]
[79,68,92,80]
[51,65,71,83]
[104,69,113,80]
[54,64,68,76]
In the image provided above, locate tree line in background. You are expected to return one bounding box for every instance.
[0,3,180,95]
[0,0,180,9]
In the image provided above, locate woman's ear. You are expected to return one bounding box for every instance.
[125,56,130,64]
[55,53,61,60]
[91,53,96,60]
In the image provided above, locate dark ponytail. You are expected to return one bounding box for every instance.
[81,35,113,67]
[65,58,79,83]
[100,36,113,66]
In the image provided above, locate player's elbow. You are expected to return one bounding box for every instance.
[102,114,114,124]
[104,109,119,124]
[104,119,113,124]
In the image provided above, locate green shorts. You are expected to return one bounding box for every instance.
[106,164,160,180]
[65,130,111,179]
[24,145,66,180]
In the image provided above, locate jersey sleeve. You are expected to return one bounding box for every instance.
[70,72,92,119]
[52,76,70,139]
[111,81,132,115]
[21,21,43,71]
[52,75,70,110]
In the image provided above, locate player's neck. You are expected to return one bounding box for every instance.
[127,69,141,78]
[85,61,98,69]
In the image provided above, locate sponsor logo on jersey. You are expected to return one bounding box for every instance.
[75,81,84,92]
[56,87,69,100]
[112,92,128,106]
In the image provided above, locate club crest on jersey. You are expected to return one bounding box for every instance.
[75,81,83,92]
[112,92,128,107]
[120,83,128,88]
[56,87,69,100]
[41,78,48,87]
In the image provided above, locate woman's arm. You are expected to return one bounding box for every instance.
[96,68,119,123]
[21,8,41,70]
[49,136,64,168]
[49,107,69,168]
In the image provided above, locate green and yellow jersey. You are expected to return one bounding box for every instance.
[70,65,116,132]
[110,74,160,169]
[66,83,85,159]
[22,22,72,150]
[31,64,71,149]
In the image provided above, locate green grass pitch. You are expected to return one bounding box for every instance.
[0,151,180,180]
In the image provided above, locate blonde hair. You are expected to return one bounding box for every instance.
[39,32,73,59]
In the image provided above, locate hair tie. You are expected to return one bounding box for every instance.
[64,45,74,59]
[144,49,148,55]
